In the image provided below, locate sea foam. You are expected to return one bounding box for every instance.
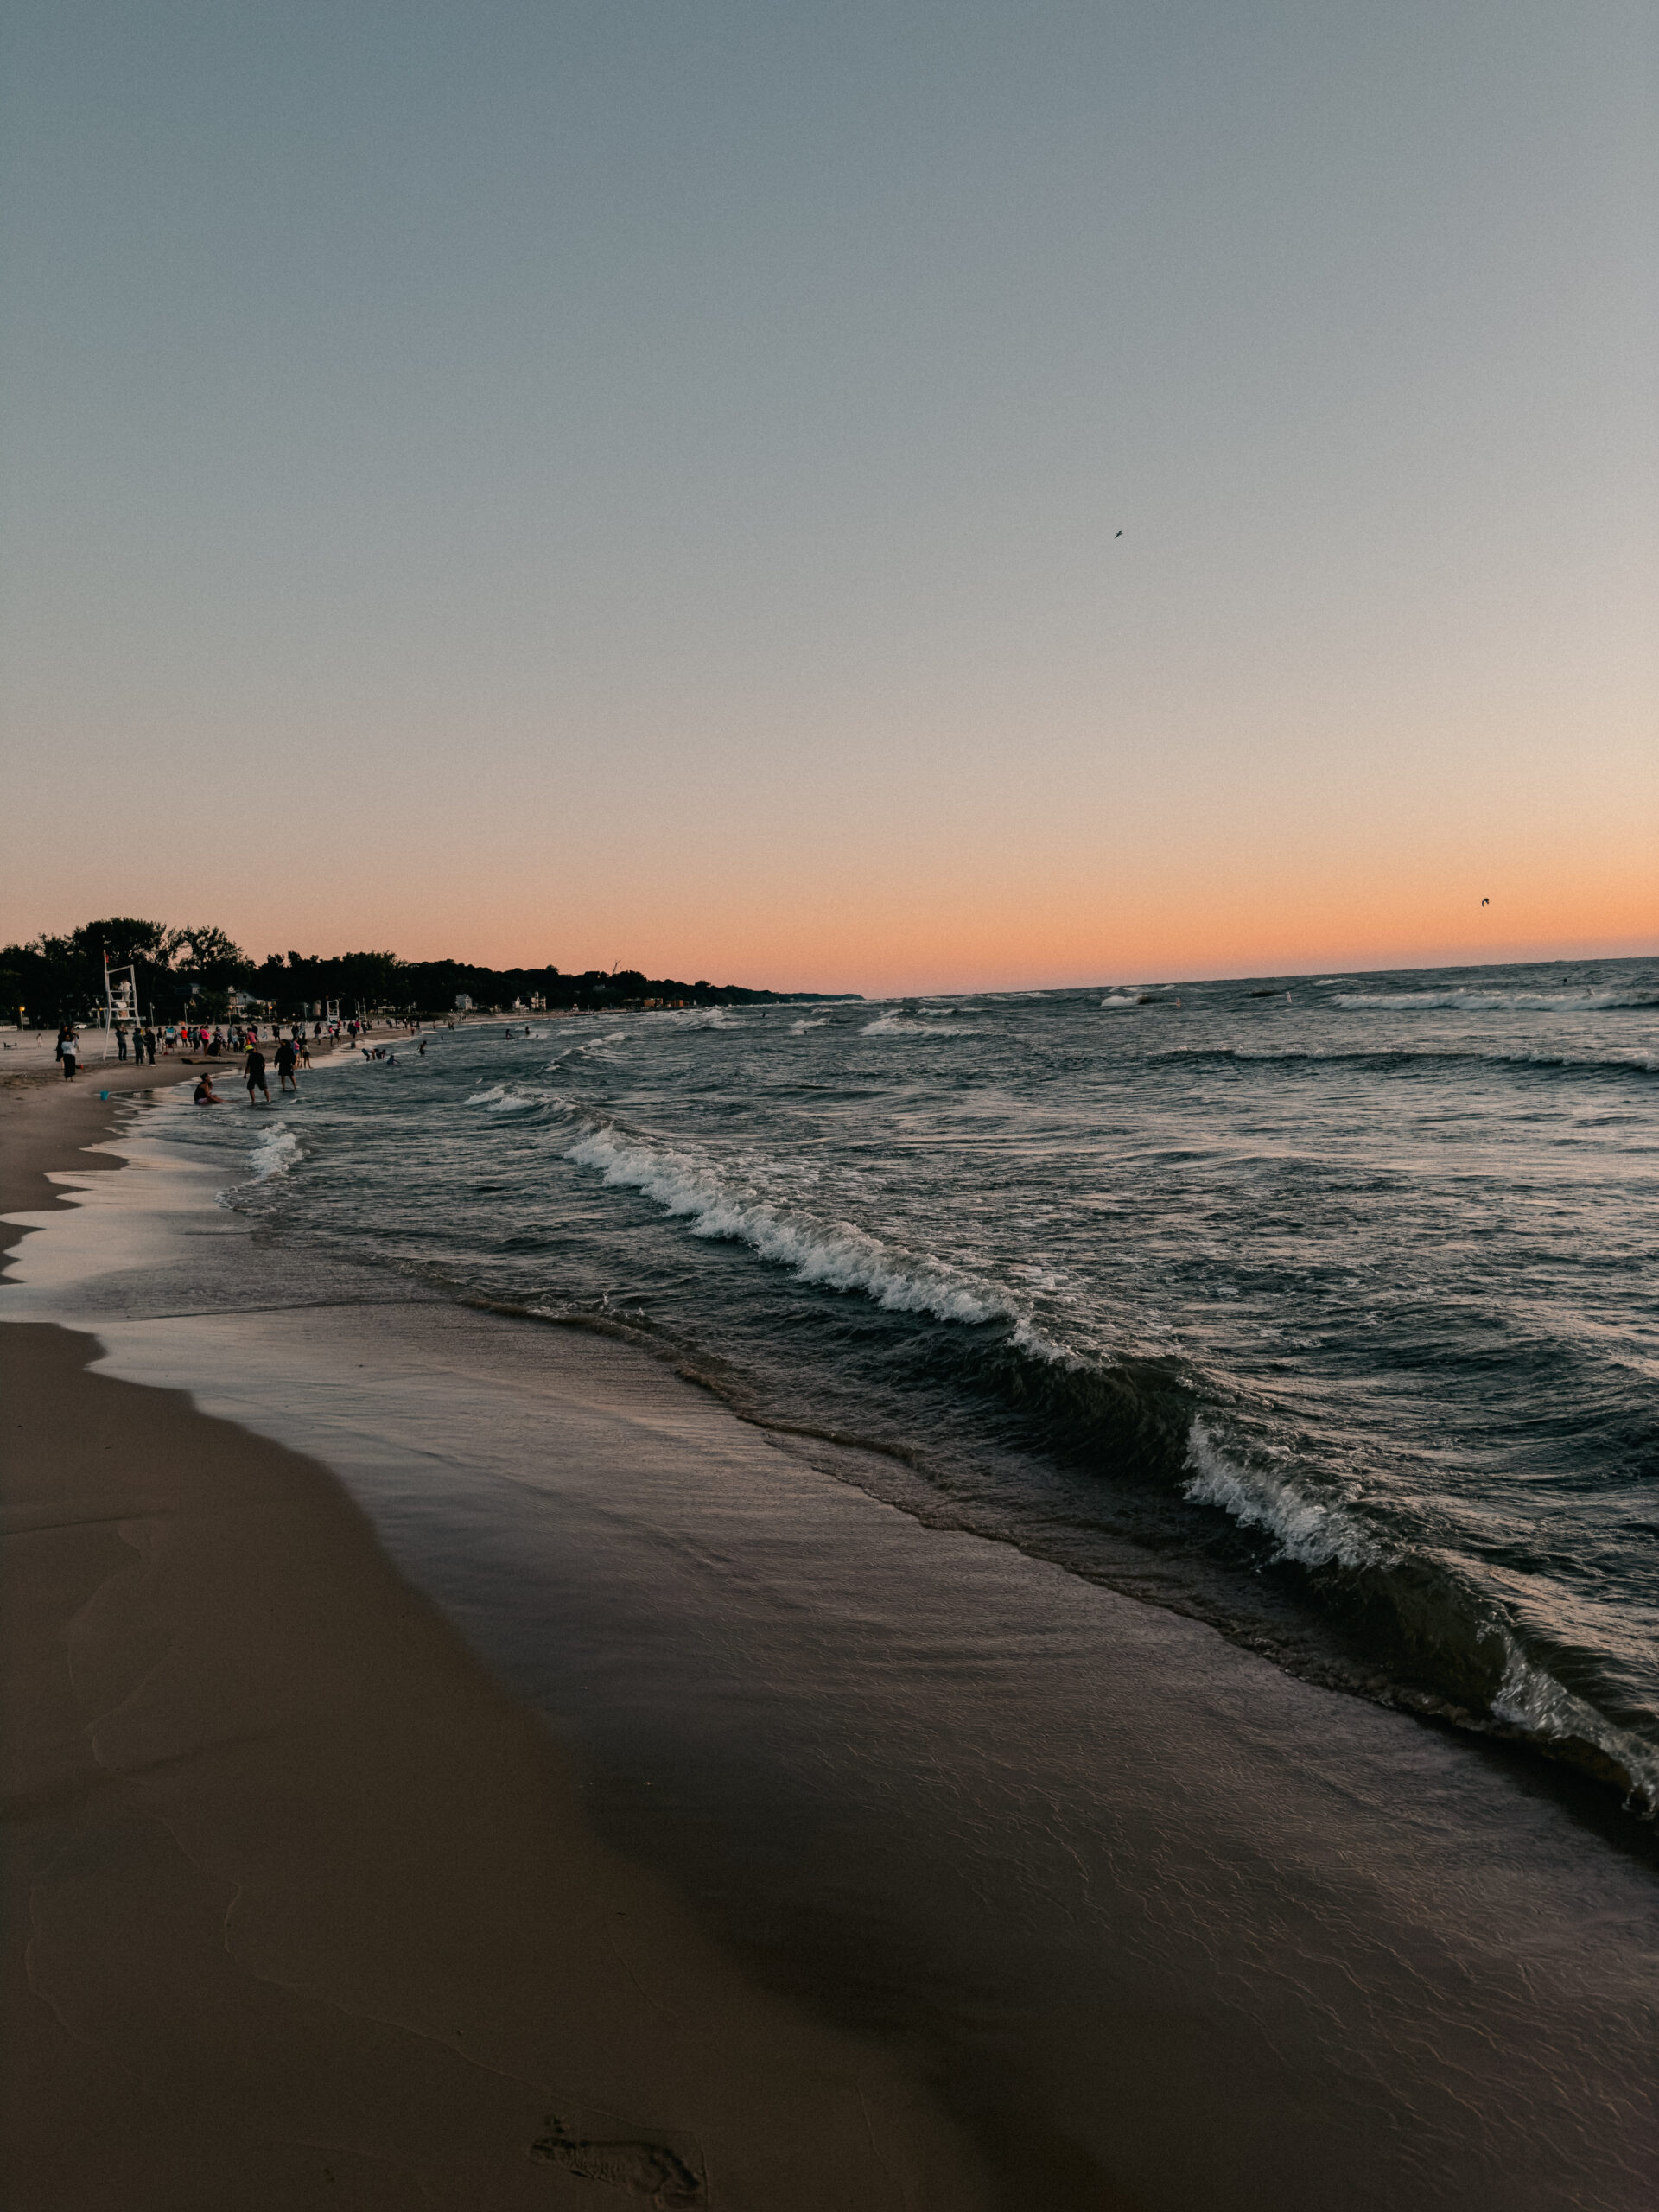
[1334,987,1659,1013]
[1182,1421,1382,1569]
[567,1125,1004,1325]
[247,1122,302,1182]
[861,1013,976,1036]
[465,1082,563,1112]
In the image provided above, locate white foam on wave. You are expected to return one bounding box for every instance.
[1334,987,1657,1013]
[1163,1042,1657,1077]
[1493,1642,1658,1813]
[567,1124,1005,1325]
[247,1121,302,1182]
[1185,1422,1657,1808]
[790,1017,828,1034]
[546,1031,627,1064]
[645,1007,735,1029]
[1099,995,1141,1010]
[861,1013,976,1037]
[464,1082,561,1113]
[1182,1421,1382,1569]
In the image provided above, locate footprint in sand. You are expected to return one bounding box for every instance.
[530,2115,703,2206]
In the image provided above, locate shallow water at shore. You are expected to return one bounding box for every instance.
[5,1099,1658,2208]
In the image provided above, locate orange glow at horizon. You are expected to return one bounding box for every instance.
[159,842,1656,1001]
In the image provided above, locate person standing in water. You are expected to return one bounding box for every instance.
[244,1042,270,1104]
[274,1034,298,1093]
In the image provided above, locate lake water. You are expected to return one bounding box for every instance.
[191,954,1659,1815]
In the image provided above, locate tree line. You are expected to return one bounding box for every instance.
[2,918,852,1024]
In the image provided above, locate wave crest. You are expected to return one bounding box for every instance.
[1334,987,1659,1013]
[248,1122,302,1181]
[862,1013,976,1036]
[567,1126,1003,1324]
[1183,1422,1382,1569]
[465,1082,562,1112]
[1183,1423,1656,1808]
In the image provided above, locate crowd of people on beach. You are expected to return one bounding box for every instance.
[49,1011,439,1102]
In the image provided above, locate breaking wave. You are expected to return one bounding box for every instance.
[645,1007,736,1029]
[1182,1422,1656,1809]
[1183,1421,1382,1569]
[862,1013,977,1037]
[247,1122,302,1181]
[1334,987,1659,1013]
[465,1082,563,1112]
[567,1124,1004,1324]
[545,1031,627,1063]
[1156,1045,1656,1079]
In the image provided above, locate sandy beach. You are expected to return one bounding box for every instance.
[3,1052,1656,2210]
[0,1065,996,2209]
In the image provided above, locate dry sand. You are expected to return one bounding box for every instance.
[0,1066,996,2209]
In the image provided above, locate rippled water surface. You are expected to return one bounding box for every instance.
[182,957,1659,1809]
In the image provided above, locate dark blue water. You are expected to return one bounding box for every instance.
[194,957,1659,1810]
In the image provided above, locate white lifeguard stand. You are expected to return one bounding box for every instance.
[100,954,143,1062]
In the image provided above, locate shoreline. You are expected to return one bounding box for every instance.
[4,1074,1657,2209]
[0,1077,996,2209]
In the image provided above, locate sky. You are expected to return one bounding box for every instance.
[3,1,1654,994]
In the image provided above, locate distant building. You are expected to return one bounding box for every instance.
[454,993,473,1012]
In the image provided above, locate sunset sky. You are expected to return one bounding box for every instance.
[3,2,1654,994]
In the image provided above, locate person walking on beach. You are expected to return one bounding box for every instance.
[57,1026,79,1079]
[275,1034,298,1093]
[142,1025,156,1065]
[116,1025,129,1063]
[244,1043,270,1104]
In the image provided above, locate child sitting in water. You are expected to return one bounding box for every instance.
[193,1072,224,1104]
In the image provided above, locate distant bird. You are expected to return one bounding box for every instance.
[1481,898,1490,906]
[1116,530,1123,537]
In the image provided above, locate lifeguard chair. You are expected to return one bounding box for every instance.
[100,954,143,1061]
